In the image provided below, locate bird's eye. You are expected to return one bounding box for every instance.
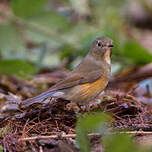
[96,41,103,47]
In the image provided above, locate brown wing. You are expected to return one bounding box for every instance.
[49,69,104,91]
[49,54,105,91]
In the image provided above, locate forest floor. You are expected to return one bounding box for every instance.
[0,64,152,152]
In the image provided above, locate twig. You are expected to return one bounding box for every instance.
[39,146,43,152]
[18,133,100,141]
[120,131,152,135]
[18,131,152,142]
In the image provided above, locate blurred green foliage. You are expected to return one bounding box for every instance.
[76,112,111,152]
[0,146,3,152]
[123,41,152,65]
[0,1,152,151]
[76,113,152,152]
[0,59,36,78]
[11,0,49,18]
[102,133,149,152]
[0,0,151,77]
[0,23,25,54]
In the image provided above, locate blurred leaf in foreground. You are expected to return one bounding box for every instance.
[123,41,152,65]
[0,23,25,57]
[76,112,111,152]
[0,146,3,152]
[11,0,48,18]
[102,133,150,152]
[0,59,36,78]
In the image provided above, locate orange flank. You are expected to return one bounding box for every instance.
[81,71,108,100]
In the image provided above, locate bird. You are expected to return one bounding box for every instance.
[21,36,113,108]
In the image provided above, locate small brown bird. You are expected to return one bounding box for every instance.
[22,36,113,108]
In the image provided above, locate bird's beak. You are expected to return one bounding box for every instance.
[108,44,114,47]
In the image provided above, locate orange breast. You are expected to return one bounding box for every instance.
[81,72,108,99]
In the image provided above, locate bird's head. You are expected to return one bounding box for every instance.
[90,36,114,64]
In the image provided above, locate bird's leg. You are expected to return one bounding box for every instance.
[65,102,81,113]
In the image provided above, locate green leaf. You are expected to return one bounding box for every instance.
[123,41,152,65]
[0,146,3,152]
[103,133,146,152]
[0,59,36,78]
[0,23,25,56]
[28,11,69,31]
[60,45,74,60]
[103,133,134,152]
[76,113,111,152]
[11,0,48,18]
[24,11,69,45]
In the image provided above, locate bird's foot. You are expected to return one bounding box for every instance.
[65,103,81,113]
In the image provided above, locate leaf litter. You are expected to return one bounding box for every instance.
[0,64,152,151]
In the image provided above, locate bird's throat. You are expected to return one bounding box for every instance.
[104,49,111,65]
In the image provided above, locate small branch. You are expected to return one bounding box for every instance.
[18,131,152,142]
[39,146,43,152]
[120,131,152,135]
[18,133,100,141]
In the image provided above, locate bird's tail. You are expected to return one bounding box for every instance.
[21,91,58,109]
